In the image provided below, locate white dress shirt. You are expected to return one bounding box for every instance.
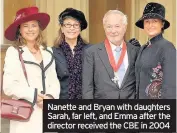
[109,41,129,86]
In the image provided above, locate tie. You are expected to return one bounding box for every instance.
[114,46,126,86]
[115,46,121,63]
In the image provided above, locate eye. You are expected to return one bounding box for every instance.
[154,20,158,22]
[74,24,79,27]
[23,25,28,27]
[66,24,71,26]
[32,24,37,27]
[106,25,111,28]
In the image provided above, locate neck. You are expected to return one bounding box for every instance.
[26,41,36,49]
[110,40,123,46]
[65,38,77,50]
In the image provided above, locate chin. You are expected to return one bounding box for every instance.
[148,33,159,38]
[67,36,77,40]
[26,38,37,42]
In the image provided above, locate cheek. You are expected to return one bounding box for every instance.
[105,30,112,36]
[20,28,26,35]
[76,30,81,35]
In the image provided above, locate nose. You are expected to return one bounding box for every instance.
[111,28,117,34]
[28,27,32,31]
[149,22,153,27]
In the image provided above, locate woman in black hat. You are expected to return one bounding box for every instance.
[52,8,90,99]
[135,2,176,99]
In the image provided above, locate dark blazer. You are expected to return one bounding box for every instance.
[82,42,140,99]
[135,34,176,99]
[52,44,90,99]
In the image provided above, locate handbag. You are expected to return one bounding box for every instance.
[1,47,34,121]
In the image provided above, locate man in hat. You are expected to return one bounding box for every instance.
[135,2,176,99]
[82,10,140,99]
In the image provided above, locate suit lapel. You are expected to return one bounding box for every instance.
[55,47,67,63]
[120,42,133,88]
[40,47,52,68]
[55,47,69,73]
[21,46,53,70]
[21,46,37,63]
[97,43,115,80]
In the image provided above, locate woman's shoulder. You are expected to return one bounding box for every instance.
[6,46,18,55]
[84,43,92,49]
[159,38,175,50]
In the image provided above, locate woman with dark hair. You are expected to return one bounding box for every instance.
[52,8,90,99]
[135,2,176,99]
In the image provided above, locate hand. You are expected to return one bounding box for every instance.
[129,38,141,47]
[37,100,43,109]
[36,93,45,104]
[44,95,54,99]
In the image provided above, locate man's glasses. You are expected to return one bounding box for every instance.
[63,23,80,29]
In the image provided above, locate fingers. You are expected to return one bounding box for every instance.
[37,101,43,109]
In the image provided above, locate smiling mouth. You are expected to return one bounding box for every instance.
[26,33,35,36]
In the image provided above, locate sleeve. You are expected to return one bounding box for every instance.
[3,46,37,103]
[82,48,94,99]
[45,47,60,99]
[161,44,176,99]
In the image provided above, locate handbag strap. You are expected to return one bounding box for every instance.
[17,47,30,87]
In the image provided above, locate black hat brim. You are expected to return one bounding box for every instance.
[135,13,170,29]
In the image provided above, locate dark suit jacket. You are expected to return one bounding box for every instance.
[82,42,140,99]
[135,34,176,99]
[52,44,90,99]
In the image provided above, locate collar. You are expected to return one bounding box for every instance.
[148,33,163,44]
[109,41,123,51]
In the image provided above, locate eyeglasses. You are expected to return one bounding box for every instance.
[63,23,80,29]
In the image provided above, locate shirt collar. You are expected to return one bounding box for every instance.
[109,41,123,51]
[148,33,163,44]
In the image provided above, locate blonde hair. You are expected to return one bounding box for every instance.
[14,22,46,49]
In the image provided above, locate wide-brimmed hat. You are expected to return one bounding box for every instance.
[5,6,50,41]
[135,2,170,29]
[58,8,87,31]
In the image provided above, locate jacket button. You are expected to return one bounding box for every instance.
[64,71,67,74]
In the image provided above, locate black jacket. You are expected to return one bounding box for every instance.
[52,43,90,99]
[135,34,176,99]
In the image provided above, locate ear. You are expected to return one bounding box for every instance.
[124,25,127,33]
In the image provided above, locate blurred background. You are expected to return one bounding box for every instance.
[0,0,176,132]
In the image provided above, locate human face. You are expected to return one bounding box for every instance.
[20,20,40,43]
[104,13,127,45]
[144,19,163,39]
[61,18,81,41]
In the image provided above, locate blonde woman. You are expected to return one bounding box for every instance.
[3,6,60,133]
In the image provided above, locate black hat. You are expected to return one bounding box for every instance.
[59,8,87,31]
[135,2,170,29]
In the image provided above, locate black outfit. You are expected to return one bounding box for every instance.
[135,34,176,99]
[52,38,90,99]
